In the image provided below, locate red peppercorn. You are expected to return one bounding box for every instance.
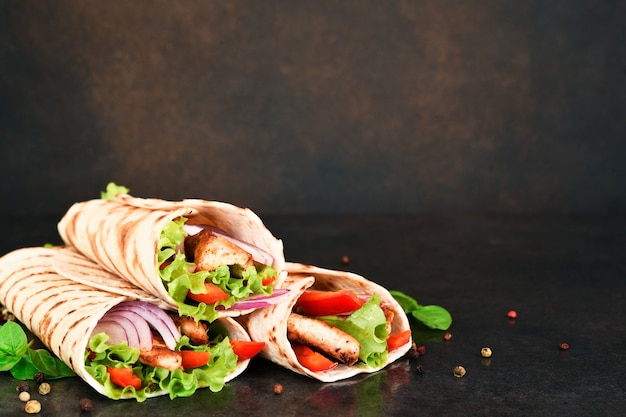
[559,342,570,350]
[416,345,426,356]
[443,332,452,341]
[507,310,517,319]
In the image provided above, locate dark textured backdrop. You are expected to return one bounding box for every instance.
[1,1,625,216]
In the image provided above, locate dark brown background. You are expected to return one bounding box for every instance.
[1,1,625,216]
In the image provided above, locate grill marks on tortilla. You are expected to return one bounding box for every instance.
[52,248,162,304]
[0,247,129,382]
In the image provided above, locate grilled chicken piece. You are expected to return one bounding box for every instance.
[287,313,360,366]
[138,337,182,371]
[185,229,254,272]
[381,303,395,335]
[169,314,208,345]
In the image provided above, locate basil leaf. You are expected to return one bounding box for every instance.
[9,356,39,380]
[29,349,75,379]
[391,290,453,330]
[412,305,453,330]
[389,290,420,313]
[0,321,75,379]
[0,321,29,357]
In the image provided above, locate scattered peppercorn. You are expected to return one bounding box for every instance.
[341,255,350,265]
[78,398,93,412]
[443,332,452,341]
[416,345,426,356]
[33,372,45,385]
[24,399,41,414]
[273,383,283,395]
[507,310,517,319]
[559,342,570,350]
[16,382,30,393]
[38,382,51,395]
[18,391,31,402]
[453,365,466,378]
[481,347,493,358]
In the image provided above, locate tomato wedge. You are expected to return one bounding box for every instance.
[230,340,265,360]
[292,345,338,372]
[187,282,229,304]
[387,329,412,350]
[294,290,365,316]
[262,275,276,286]
[180,350,211,369]
[107,366,142,390]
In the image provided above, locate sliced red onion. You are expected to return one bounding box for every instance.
[92,320,131,346]
[183,224,274,266]
[226,288,291,311]
[103,310,153,351]
[109,301,181,350]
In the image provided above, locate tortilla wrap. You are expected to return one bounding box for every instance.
[238,262,412,382]
[57,192,286,319]
[0,246,254,400]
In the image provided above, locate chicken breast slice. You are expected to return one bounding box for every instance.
[287,313,360,366]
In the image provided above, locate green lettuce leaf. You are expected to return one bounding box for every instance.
[100,182,130,200]
[85,332,237,401]
[317,294,389,368]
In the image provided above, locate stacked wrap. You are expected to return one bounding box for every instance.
[58,193,286,320]
[0,247,253,400]
[238,262,413,382]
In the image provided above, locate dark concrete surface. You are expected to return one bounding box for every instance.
[1,213,624,416]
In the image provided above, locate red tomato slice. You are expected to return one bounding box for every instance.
[187,282,229,304]
[180,350,211,369]
[294,290,365,316]
[292,345,338,372]
[230,340,265,360]
[387,329,412,350]
[262,275,276,286]
[107,366,142,390]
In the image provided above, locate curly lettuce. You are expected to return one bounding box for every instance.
[316,294,389,368]
[158,217,277,322]
[85,332,237,402]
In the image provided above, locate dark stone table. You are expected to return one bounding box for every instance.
[1,214,624,416]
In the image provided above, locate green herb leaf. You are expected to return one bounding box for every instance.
[0,321,29,371]
[411,305,453,330]
[0,321,75,380]
[10,356,39,380]
[29,349,75,379]
[390,290,453,330]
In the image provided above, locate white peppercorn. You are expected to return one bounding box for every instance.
[453,365,466,378]
[24,399,41,414]
[18,391,31,402]
[481,347,493,358]
[38,382,51,395]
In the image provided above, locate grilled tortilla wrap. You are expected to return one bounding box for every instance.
[238,262,412,382]
[57,191,287,322]
[0,246,255,401]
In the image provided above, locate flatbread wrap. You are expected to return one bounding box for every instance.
[57,184,288,323]
[0,246,265,401]
[238,262,413,382]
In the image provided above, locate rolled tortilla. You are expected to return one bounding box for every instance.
[0,246,254,401]
[57,192,286,319]
[238,262,412,382]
